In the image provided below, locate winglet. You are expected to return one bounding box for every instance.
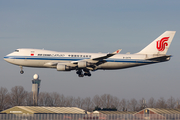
[112,49,122,54]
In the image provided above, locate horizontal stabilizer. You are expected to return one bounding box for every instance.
[148,55,171,62]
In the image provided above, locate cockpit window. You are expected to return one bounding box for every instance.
[15,50,19,52]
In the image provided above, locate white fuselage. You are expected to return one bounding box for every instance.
[3,31,175,77]
[4,48,157,70]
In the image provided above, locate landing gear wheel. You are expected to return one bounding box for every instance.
[19,66,24,74]
[84,69,91,77]
[20,70,24,74]
[76,69,84,77]
[84,73,91,77]
[78,74,84,77]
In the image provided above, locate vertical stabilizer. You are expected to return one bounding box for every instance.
[137,31,176,55]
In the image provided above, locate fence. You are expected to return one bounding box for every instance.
[0,114,180,120]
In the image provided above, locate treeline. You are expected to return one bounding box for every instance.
[0,86,180,112]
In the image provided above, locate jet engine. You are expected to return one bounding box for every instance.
[78,61,93,68]
[56,64,72,71]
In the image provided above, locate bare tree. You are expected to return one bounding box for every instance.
[156,97,167,108]
[0,87,9,110]
[92,95,102,108]
[147,97,156,108]
[75,97,85,108]
[120,99,128,111]
[25,92,33,106]
[101,94,113,108]
[83,97,93,112]
[58,94,66,107]
[38,92,45,106]
[39,92,66,107]
[91,95,120,111]
[129,98,138,111]
[38,92,52,106]
[167,96,176,108]
[9,86,28,106]
[112,96,120,110]
[177,98,180,109]
[4,85,180,111]
[48,92,61,106]
[65,96,75,107]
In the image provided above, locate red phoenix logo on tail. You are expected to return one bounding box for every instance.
[156,37,169,51]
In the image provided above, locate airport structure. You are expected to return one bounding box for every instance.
[2,107,180,115]
[1,107,180,120]
[0,106,88,114]
[134,108,180,119]
[32,74,41,106]
[92,110,136,114]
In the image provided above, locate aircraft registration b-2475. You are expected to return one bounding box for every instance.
[4,31,176,77]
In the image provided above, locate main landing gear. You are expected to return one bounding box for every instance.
[76,69,91,77]
[84,69,91,77]
[20,66,24,74]
[76,69,84,77]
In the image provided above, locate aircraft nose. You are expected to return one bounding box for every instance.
[4,55,14,63]
[4,56,9,62]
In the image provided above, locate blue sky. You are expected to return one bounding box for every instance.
[0,0,180,100]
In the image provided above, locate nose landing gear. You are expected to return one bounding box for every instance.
[20,66,24,74]
[20,70,24,74]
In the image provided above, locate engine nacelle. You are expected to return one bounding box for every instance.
[78,61,93,68]
[57,64,72,71]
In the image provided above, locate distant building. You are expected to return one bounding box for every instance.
[134,108,180,119]
[93,110,136,115]
[90,108,180,120]
[82,110,136,120]
[1,106,88,114]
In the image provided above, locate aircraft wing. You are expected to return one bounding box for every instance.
[70,49,122,70]
[92,49,122,60]
[45,49,121,69]
[71,49,122,64]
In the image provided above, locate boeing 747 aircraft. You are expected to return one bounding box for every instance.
[4,31,176,77]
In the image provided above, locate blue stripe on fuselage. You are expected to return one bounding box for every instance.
[4,56,156,64]
[4,56,83,61]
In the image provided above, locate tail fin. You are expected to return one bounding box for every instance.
[137,31,176,55]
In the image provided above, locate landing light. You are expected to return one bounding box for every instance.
[166,57,170,60]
